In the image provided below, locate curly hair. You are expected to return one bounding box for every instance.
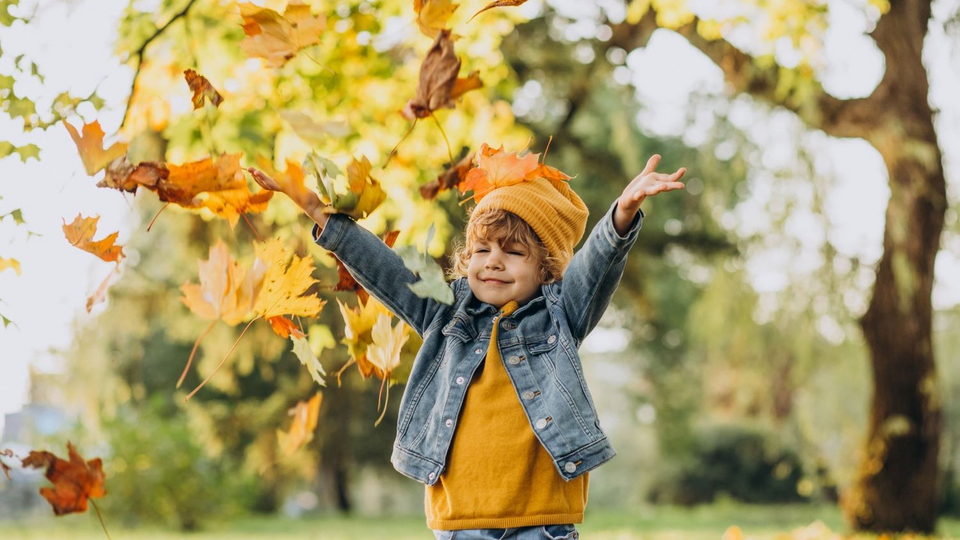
[448,209,566,284]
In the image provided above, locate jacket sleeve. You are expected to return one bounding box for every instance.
[560,201,643,345]
[313,215,452,337]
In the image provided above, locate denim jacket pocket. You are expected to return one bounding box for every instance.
[441,314,477,342]
[526,332,560,355]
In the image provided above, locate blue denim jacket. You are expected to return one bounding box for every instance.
[314,203,642,485]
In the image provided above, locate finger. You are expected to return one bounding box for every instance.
[639,154,661,178]
[669,168,686,182]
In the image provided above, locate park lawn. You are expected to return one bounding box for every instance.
[0,504,958,539]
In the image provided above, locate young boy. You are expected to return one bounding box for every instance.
[249,153,685,540]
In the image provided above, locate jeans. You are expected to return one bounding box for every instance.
[432,524,579,539]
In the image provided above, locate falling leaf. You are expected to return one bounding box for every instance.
[467,0,528,22]
[291,335,326,387]
[21,442,106,516]
[414,0,459,38]
[97,157,167,193]
[0,257,21,275]
[183,69,223,109]
[268,315,305,339]
[239,1,325,67]
[63,120,127,176]
[459,143,540,203]
[331,230,399,304]
[306,152,386,220]
[396,224,453,304]
[280,111,351,144]
[253,157,317,213]
[277,392,322,456]
[252,238,325,320]
[62,214,124,263]
[181,239,265,326]
[338,297,393,379]
[198,185,274,228]
[160,153,245,205]
[420,151,473,200]
[86,265,121,313]
[402,30,483,120]
[367,313,410,377]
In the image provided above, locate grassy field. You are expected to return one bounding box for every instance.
[1,505,958,539]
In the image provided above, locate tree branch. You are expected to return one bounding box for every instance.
[608,9,883,140]
[120,0,198,130]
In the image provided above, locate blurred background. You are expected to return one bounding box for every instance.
[1,0,959,538]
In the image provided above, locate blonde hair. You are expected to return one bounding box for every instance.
[449,209,565,284]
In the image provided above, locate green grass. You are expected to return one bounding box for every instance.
[1,505,958,539]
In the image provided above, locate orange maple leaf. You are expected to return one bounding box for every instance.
[62,214,124,263]
[239,1,325,67]
[459,143,540,203]
[253,238,326,323]
[181,239,265,326]
[63,120,127,176]
[198,186,274,228]
[268,316,305,339]
[403,30,483,120]
[21,443,106,516]
[277,392,322,456]
[160,153,245,205]
[183,69,224,109]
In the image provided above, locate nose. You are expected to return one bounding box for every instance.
[484,249,504,270]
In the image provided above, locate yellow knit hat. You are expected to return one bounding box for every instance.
[471,175,589,270]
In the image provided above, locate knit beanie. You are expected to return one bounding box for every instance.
[471,175,589,271]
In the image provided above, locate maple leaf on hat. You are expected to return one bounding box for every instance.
[420,150,474,200]
[277,392,322,456]
[458,143,540,203]
[414,0,458,38]
[21,443,106,516]
[63,120,127,176]
[239,1,325,67]
[183,69,223,109]
[62,214,124,263]
[403,30,483,120]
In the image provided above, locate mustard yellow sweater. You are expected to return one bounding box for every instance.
[425,301,588,530]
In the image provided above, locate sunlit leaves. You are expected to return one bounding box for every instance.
[459,143,538,202]
[0,257,21,275]
[414,0,458,38]
[180,240,264,326]
[61,214,124,263]
[252,238,325,322]
[0,141,40,162]
[403,29,483,120]
[239,1,326,67]
[63,120,127,176]
[306,152,386,220]
[292,335,327,387]
[277,392,322,455]
[183,69,223,109]
[338,297,393,380]
[21,443,106,516]
[280,110,351,145]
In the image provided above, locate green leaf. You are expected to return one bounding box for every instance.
[395,225,453,305]
[1,313,13,329]
[15,143,39,162]
[5,95,35,119]
[304,150,343,206]
[0,141,13,159]
[291,335,327,387]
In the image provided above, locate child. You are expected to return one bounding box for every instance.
[249,153,685,540]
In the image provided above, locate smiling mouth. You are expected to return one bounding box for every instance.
[483,279,510,285]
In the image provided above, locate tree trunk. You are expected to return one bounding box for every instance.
[843,1,945,532]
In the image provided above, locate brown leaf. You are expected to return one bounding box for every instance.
[468,0,528,22]
[1,448,13,480]
[21,443,106,516]
[97,157,168,193]
[183,69,224,109]
[62,214,125,263]
[420,151,473,200]
[403,30,481,120]
[63,120,128,176]
[331,230,399,303]
[277,392,322,456]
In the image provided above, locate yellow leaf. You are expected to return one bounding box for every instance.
[253,238,325,320]
[367,313,410,377]
[0,257,21,276]
[63,120,127,176]
[415,0,459,38]
[292,335,327,387]
[181,240,264,326]
[239,1,325,67]
[338,297,392,379]
[277,392,322,456]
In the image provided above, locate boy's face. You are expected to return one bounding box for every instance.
[467,237,542,307]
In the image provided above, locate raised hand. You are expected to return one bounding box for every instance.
[247,167,329,228]
[613,154,686,235]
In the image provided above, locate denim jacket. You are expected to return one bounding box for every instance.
[314,203,642,485]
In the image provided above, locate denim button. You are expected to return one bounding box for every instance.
[564,462,577,473]
[475,348,483,354]
[535,418,547,429]
[507,355,521,365]
[456,376,465,385]
[522,391,535,400]
[445,419,453,427]
[428,472,436,480]
[548,334,557,344]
